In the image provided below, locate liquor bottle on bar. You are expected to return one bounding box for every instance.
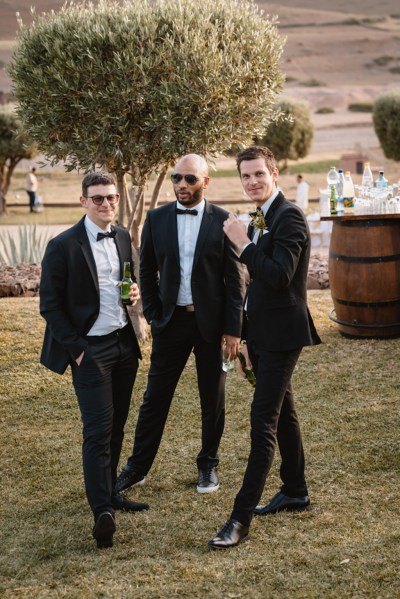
[343,171,355,210]
[120,261,133,305]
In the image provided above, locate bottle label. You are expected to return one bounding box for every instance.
[344,197,354,208]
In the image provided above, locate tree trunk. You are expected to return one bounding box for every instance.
[149,165,168,209]
[116,171,127,227]
[129,186,144,248]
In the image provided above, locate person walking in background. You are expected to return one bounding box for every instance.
[208,146,321,550]
[25,166,38,212]
[116,154,246,497]
[40,172,148,550]
[295,174,309,212]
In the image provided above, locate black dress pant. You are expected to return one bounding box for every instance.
[230,341,307,527]
[126,307,226,475]
[71,326,138,518]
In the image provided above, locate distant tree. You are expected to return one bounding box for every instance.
[254,98,314,170]
[0,104,38,216]
[9,0,285,245]
[373,90,400,161]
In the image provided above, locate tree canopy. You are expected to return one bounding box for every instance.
[9,0,285,239]
[0,104,38,215]
[254,97,314,170]
[373,90,400,162]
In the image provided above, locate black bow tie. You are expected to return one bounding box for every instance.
[97,230,117,241]
[176,208,198,216]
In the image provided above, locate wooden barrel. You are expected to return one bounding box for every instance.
[328,215,400,338]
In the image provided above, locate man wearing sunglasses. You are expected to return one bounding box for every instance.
[116,154,245,497]
[40,172,148,550]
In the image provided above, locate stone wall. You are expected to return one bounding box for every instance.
[0,255,329,298]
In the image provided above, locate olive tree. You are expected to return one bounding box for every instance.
[0,104,38,216]
[254,97,313,170]
[9,0,285,245]
[373,90,400,161]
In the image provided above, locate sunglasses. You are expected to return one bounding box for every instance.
[84,194,120,206]
[170,173,199,185]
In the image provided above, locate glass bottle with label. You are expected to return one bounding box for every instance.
[120,261,133,305]
[343,171,355,210]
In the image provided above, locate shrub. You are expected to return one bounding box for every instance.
[300,79,326,87]
[254,97,314,169]
[315,107,334,114]
[0,225,52,265]
[348,102,373,112]
[373,90,400,161]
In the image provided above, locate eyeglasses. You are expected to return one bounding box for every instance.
[170,173,199,185]
[84,194,120,206]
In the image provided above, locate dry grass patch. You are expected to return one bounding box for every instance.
[0,292,399,597]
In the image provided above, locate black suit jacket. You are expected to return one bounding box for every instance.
[241,192,321,351]
[140,201,246,342]
[40,217,141,375]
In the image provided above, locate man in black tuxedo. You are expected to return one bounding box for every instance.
[40,172,148,550]
[116,154,245,495]
[209,146,321,549]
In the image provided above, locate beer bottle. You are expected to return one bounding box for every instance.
[238,351,256,387]
[120,261,133,305]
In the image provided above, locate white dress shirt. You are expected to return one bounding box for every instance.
[84,216,128,335]
[176,199,205,306]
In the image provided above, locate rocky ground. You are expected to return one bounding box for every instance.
[0,254,329,298]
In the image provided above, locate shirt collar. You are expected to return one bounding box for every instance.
[176,198,205,215]
[259,188,280,216]
[84,215,113,241]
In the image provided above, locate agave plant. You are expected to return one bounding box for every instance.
[0,224,52,265]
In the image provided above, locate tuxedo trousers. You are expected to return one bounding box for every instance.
[126,307,226,475]
[231,342,307,527]
[71,325,138,518]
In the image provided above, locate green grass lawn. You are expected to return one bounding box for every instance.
[0,291,399,598]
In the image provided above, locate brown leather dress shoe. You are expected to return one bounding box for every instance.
[208,518,249,550]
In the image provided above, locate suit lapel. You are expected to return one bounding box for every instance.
[76,217,99,292]
[193,200,213,271]
[112,225,124,278]
[169,202,180,264]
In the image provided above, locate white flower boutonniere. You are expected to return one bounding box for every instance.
[249,207,269,237]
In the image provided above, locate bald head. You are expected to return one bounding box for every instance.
[174,154,209,178]
[171,154,210,208]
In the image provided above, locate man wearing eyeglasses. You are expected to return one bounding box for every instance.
[40,172,148,550]
[116,154,245,497]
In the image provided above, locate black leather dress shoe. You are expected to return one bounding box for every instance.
[115,467,146,493]
[254,491,310,515]
[92,511,116,549]
[111,493,149,512]
[208,519,249,550]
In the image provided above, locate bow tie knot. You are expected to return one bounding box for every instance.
[176,208,198,216]
[97,230,117,241]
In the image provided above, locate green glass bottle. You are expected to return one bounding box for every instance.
[329,184,337,215]
[238,351,256,388]
[120,261,133,305]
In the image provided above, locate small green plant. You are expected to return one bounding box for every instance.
[372,55,394,67]
[300,78,326,87]
[0,224,51,264]
[316,107,334,114]
[285,75,297,83]
[389,66,400,74]
[348,102,373,112]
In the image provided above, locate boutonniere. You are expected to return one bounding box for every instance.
[249,207,268,237]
